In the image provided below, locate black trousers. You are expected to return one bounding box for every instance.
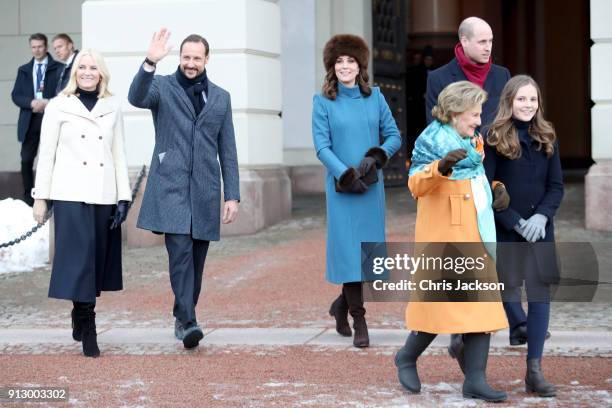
[20,114,42,206]
[164,233,210,328]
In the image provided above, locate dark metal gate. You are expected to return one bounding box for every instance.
[372,0,408,187]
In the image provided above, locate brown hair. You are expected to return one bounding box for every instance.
[29,33,47,47]
[431,81,487,124]
[487,75,556,159]
[52,33,74,45]
[322,63,371,100]
[180,34,209,56]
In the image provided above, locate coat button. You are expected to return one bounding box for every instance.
[81,135,85,138]
[464,194,471,200]
[100,163,104,167]
[83,161,87,165]
[99,136,102,140]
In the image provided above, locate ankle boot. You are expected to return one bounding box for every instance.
[395,331,437,393]
[525,358,556,397]
[344,283,369,348]
[75,303,100,358]
[462,333,507,402]
[510,324,551,346]
[448,334,465,374]
[329,291,351,337]
[71,304,82,342]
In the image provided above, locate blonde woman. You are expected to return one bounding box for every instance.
[32,49,131,357]
[396,81,509,401]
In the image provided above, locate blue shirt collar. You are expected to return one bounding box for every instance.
[337,81,361,98]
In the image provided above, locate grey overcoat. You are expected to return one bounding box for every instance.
[128,66,240,241]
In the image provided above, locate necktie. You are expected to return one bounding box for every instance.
[36,63,43,92]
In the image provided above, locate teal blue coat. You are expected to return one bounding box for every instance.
[312,83,401,284]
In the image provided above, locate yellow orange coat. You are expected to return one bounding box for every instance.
[405,160,508,333]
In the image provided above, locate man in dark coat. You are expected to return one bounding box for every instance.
[425,17,510,134]
[422,16,511,370]
[52,33,79,93]
[128,28,240,349]
[11,33,61,206]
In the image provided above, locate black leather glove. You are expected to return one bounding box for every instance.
[110,200,130,229]
[358,156,378,185]
[365,147,388,168]
[360,162,379,185]
[438,149,468,175]
[336,168,368,194]
[358,156,377,177]
[492,184,510,211]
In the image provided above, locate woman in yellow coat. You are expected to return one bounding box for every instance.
[395,81,509,402]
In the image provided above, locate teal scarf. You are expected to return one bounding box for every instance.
[409,121,496,245]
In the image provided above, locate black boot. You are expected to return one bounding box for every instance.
[510,324,551,346]
[525,358,556,397]
[75,302,100,358]
[462,333,507,402]
[448,334,465,374]
[329,290,351,337]
[395,331,437,393]
[344,283,369,348]
[71,303,82,342]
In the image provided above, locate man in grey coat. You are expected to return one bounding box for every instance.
[128,28,240,349]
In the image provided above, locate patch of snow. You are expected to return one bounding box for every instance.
[0,198,49,273]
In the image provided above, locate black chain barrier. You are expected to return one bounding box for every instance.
[0,165,147,249]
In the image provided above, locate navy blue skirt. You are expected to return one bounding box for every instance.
[48,200,123,302]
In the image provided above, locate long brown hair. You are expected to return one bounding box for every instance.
[487,75,556,159]
[322,63,371,100]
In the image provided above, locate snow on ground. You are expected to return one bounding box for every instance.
[0,198,49,274]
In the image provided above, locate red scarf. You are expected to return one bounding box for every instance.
[454,43,491,88]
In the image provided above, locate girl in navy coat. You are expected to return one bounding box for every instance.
[484,75,563,397]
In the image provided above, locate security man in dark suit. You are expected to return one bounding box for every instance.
[422,16,511,373]
[11,33,61,206]
[52,33,79,93]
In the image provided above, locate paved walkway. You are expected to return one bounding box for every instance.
[1,328,611,355]
[1,184,610,406]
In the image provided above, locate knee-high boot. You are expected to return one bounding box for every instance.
[395,331,437,393]
[74,302,100,358]
[329,287,351,337]
[343,282,368,348]
[462,333,507,402]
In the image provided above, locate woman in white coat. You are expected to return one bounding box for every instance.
[32,49,131,357]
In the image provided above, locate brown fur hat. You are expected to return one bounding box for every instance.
[323,34,370,72]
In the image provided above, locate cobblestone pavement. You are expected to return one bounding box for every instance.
[0,183,610,406]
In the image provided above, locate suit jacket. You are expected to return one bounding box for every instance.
[128,66,240,241]
[56,50,79,94]
[11,53,61,142]
[425,58,511,133]
[32,94,131,204]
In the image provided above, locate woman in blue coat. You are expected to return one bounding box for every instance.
[484,75,563,397]
[312,35,401,348]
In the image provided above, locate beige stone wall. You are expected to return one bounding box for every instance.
[0,0,84,172]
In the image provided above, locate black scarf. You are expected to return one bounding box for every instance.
[175,67,208,116]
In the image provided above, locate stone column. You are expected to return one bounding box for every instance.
[82,0,290,246]
[586,0,612,231]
